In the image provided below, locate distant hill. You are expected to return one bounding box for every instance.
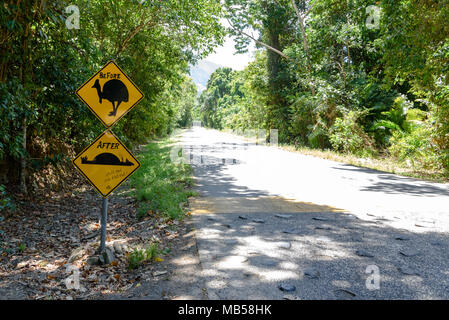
[189,60,223,92]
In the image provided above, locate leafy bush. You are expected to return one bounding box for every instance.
[288,95,317,146]
[388,123,439,170]
[0,185,15,254]
[307,125,329,149]
[370,95,429,149]
[429,84,449,172]
[0,185,16,212]
[330,111,375,156]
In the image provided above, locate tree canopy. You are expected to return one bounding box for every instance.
[196,0,449,173]
[1,0,449,192]
[0,0,225,190]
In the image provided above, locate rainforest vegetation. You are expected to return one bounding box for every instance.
[1,0,449,198]
[2,0,449,302]
[197,0,449,177]
[0,0,223,194]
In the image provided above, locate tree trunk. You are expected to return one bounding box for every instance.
[18,56,27,194]
[291,0,316,95]
[19,118,27,194]
[226,18,290,60]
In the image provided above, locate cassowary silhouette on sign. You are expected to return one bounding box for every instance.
[92,79,129,116]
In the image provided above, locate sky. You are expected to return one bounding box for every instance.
[201,18,257,71]
[204,35,257,71]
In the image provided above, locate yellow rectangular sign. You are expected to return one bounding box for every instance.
[73,130,140,197]
[75,60,144,128]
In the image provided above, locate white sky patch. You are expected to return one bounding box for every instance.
[205,35,257,71]
[202,18,257,71]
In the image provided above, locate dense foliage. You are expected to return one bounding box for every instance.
[2,0,448,193]
[197,0,449,174]
[0,0,224,190]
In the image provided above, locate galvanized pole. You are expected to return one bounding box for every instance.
[99,197,108,253]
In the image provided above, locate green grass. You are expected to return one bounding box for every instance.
[279,144,448,183]
[144,242,159,261]
[128,247,146,270]
[18,243,26,253]
[127,242,161,270]
[222,129,447,183]
[129,136,197,220]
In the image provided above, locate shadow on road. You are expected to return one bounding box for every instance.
[332,164,449,197]
[186,154,449,300]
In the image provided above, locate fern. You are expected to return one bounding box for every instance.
[371,120,403,133]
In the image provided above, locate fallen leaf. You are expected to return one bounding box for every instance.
[153,270,167,277]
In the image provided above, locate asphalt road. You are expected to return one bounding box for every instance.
[178,126,449,300]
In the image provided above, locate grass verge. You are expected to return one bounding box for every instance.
[279,144,448,183]
[129,134,197,220]
[221,128,447,183]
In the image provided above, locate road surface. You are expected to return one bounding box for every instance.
[177,126,449,300]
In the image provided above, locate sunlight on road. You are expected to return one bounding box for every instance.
[176,127,449,300]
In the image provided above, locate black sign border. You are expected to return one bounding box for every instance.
[72,129,141,198]
[75,60,145,128]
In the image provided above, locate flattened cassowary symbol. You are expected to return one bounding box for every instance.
[81,153,134,166]
[92,79,129,116]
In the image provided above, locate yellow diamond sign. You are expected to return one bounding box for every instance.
[73,130,140,197]
[75,60,144,128]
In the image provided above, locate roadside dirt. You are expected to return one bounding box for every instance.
[0,180,207,300]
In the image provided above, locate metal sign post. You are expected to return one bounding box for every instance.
[99,197,108,253]
[73,60,144,262]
